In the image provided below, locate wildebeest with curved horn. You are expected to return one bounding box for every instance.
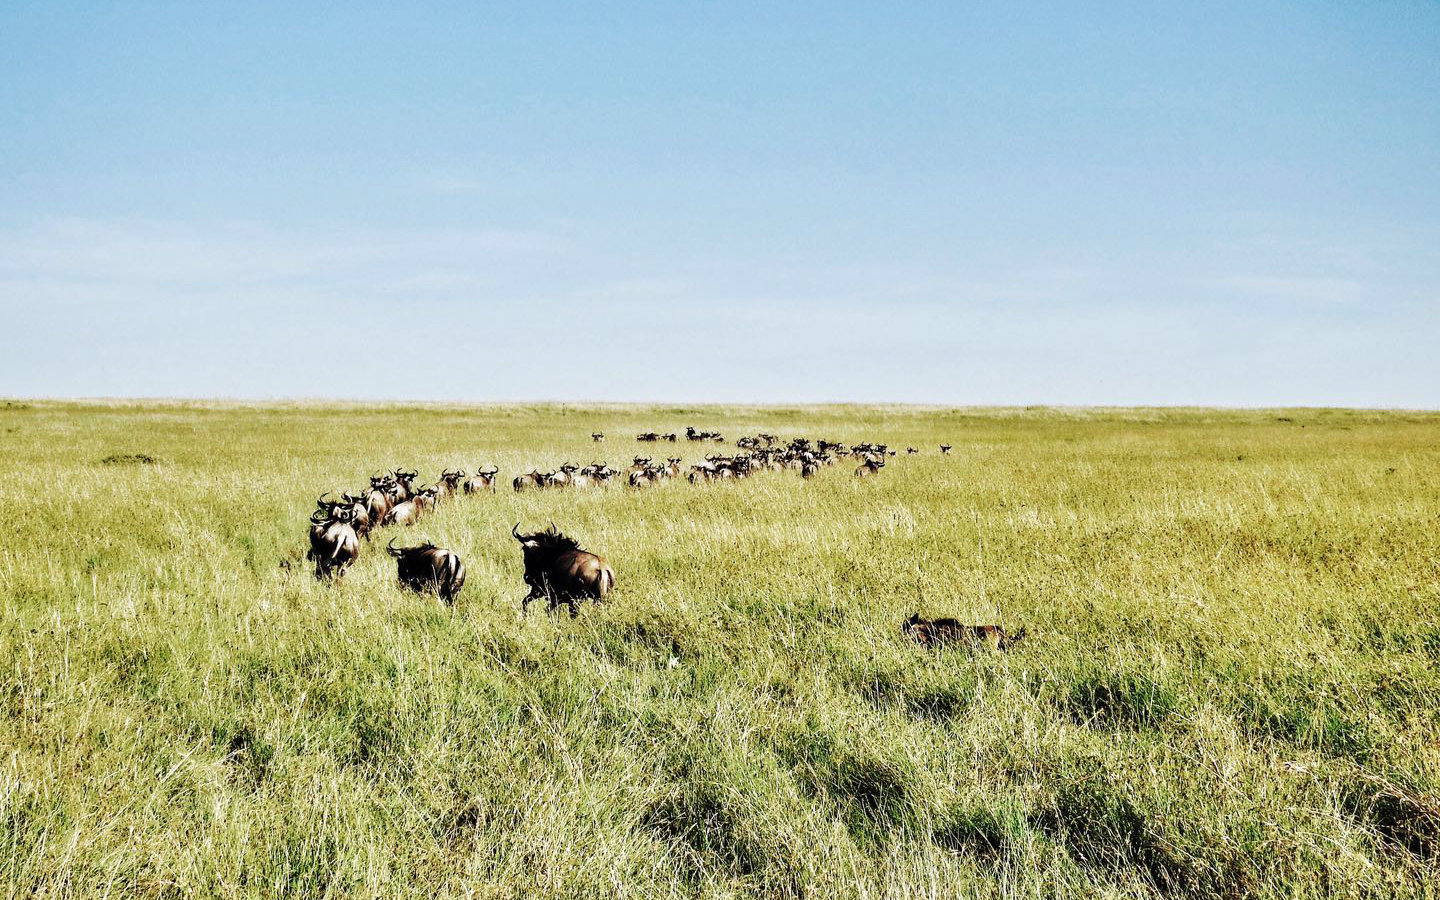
[512,523,615,617]
[387,538,465,605]
[308,504,359,580]
[338,492,372,539]
[435,469,466,502]
[464,465,499,494]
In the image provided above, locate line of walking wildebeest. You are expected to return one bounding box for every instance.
[301,428,1016,646]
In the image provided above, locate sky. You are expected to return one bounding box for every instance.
[1,2,1437,406]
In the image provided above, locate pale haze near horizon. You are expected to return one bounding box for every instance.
[2,3,1437,407]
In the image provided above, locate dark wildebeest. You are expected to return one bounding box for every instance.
[387,538,465,604]
[512,524,615,617]
[308,504,359,580]
[902,614,1025,651]
[855,457,885,478]
[464,465,499,494]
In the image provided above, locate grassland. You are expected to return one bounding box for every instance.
[1,401,1438,899]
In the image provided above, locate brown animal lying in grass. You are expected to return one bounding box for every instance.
[902,613,1026,650]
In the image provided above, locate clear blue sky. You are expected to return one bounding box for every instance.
[2,2,1437,405]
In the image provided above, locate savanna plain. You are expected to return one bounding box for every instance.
[1,401,1438,900]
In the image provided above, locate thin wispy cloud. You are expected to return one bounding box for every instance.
[1,3,1436,404]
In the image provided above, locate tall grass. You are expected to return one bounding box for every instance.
[1,401,1437,898]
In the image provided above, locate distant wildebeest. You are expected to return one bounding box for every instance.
[387,538,465,604]
[512,524,615,617]
[855,457,885,478]
[902,614,1025,651]
[940,445,952,454]
[308,503,359,580]
[464,465,499,494]
[545,464,580,488]
[513,470,542,492]
[592,432,605,442]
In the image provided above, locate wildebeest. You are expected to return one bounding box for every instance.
[902,614,1025,651]
[338,492,372,539]
[392,468,419,501]
[855,457,885,478]
[383,498,420,526]
[435,469,466,501]
[464,465,499,493]
[308,504,359,579]
[364,476,395,525]
[512,523,615,617]
[387,538,465,604]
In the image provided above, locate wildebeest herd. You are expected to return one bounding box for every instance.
[301,429,1018,643]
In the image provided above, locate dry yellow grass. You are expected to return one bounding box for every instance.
[1,401,1438,898]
